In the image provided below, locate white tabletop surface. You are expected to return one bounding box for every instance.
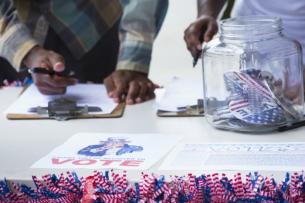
[1,86,305,183]
[1,0,305,183]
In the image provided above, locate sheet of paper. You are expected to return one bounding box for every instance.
[4,84,117,115]
[156,77,203,112]
[159,143,305,171]
[32,133,183,170]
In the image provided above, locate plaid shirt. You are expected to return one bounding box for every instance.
[0,0,168,74]
[117,0,168,73]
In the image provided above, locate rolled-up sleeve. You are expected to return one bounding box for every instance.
[117,0,168,73]
[0,0,38,70]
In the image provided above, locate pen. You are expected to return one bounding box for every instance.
[192,42,207,67]
[28,67,75,77]
[29,67,56,75]
[277,119,305,132]
[193,51,201,67]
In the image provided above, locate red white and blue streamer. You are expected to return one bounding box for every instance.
[1,171,305,202]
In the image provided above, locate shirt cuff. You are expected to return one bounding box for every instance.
[116,61,149,74]
[116,34,154,74]
[0,24,39,70]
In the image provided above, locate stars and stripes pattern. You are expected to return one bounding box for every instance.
[1,171,305,202]
[219,69,287,126]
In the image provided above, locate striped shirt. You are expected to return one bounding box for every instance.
[0,0,168,74]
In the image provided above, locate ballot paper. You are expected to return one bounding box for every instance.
[159,143,305,171]
[156,77,203,112]
[32,133,182,170]
[4,84,117,115]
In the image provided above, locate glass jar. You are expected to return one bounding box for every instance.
[203,16,304,132]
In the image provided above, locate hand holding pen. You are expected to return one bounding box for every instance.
[184,16,218,67]
[192,42,207,67]
[23,46,77,95]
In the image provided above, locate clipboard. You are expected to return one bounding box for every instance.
[6,103,125,120]
[157,99,204,117]
[6,86,125,120]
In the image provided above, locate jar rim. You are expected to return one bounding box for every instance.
[220,16,283,40]
[220,16,282,31]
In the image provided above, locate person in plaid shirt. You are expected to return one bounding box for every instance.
[0,0,168,104]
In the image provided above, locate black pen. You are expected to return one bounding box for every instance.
[28,67,75,77]
[193,51,201,67]
[29,67,56,75]
[192,42,207,67]
[277,119,305,132]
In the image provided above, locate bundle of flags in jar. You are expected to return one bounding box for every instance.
[212,69,302,131]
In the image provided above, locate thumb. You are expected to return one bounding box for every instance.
[48,51,65,72]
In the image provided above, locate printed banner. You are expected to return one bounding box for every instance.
[32,133,182,170]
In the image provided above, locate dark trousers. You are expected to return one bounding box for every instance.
[0,59,20,84]
[0,22,119,84]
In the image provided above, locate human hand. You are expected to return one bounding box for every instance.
[184,15,218,57]
[104,70,159,105]
[23,46,77,95]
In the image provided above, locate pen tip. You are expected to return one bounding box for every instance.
[193,61,197,68]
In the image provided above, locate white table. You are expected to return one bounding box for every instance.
[1,87,305,184]
[1,0,304,184]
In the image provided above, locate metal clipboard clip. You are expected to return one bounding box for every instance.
[177,99,204,114]
[28,98,102,121]
[157,99,204,117]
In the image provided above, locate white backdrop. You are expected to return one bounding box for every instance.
[150,0,201,84]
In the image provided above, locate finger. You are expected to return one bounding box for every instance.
[126,81,140,105]
[153,83,161,89]
[147,82,155,89]
[145,82,163,100]
[104,77,116,97]
[145,83,157,100]
[33,74,66,95]
[54,75,77,86]
[183,28,190,43]
[32,73,51,88]
[146,89,156,101]
[186,34,202,57]
[136,82,149,103]
[204,21,218,42]
[113,82,128,103]
[48,51,65,72]
[38,85,66,95]
[39,61,52,69]
[45,75,77,88]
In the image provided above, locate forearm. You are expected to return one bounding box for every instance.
[197,0,226,18]
[117,0,168,73]
[0,0,38,69]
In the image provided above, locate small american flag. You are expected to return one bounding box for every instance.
[224,70,286,125]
